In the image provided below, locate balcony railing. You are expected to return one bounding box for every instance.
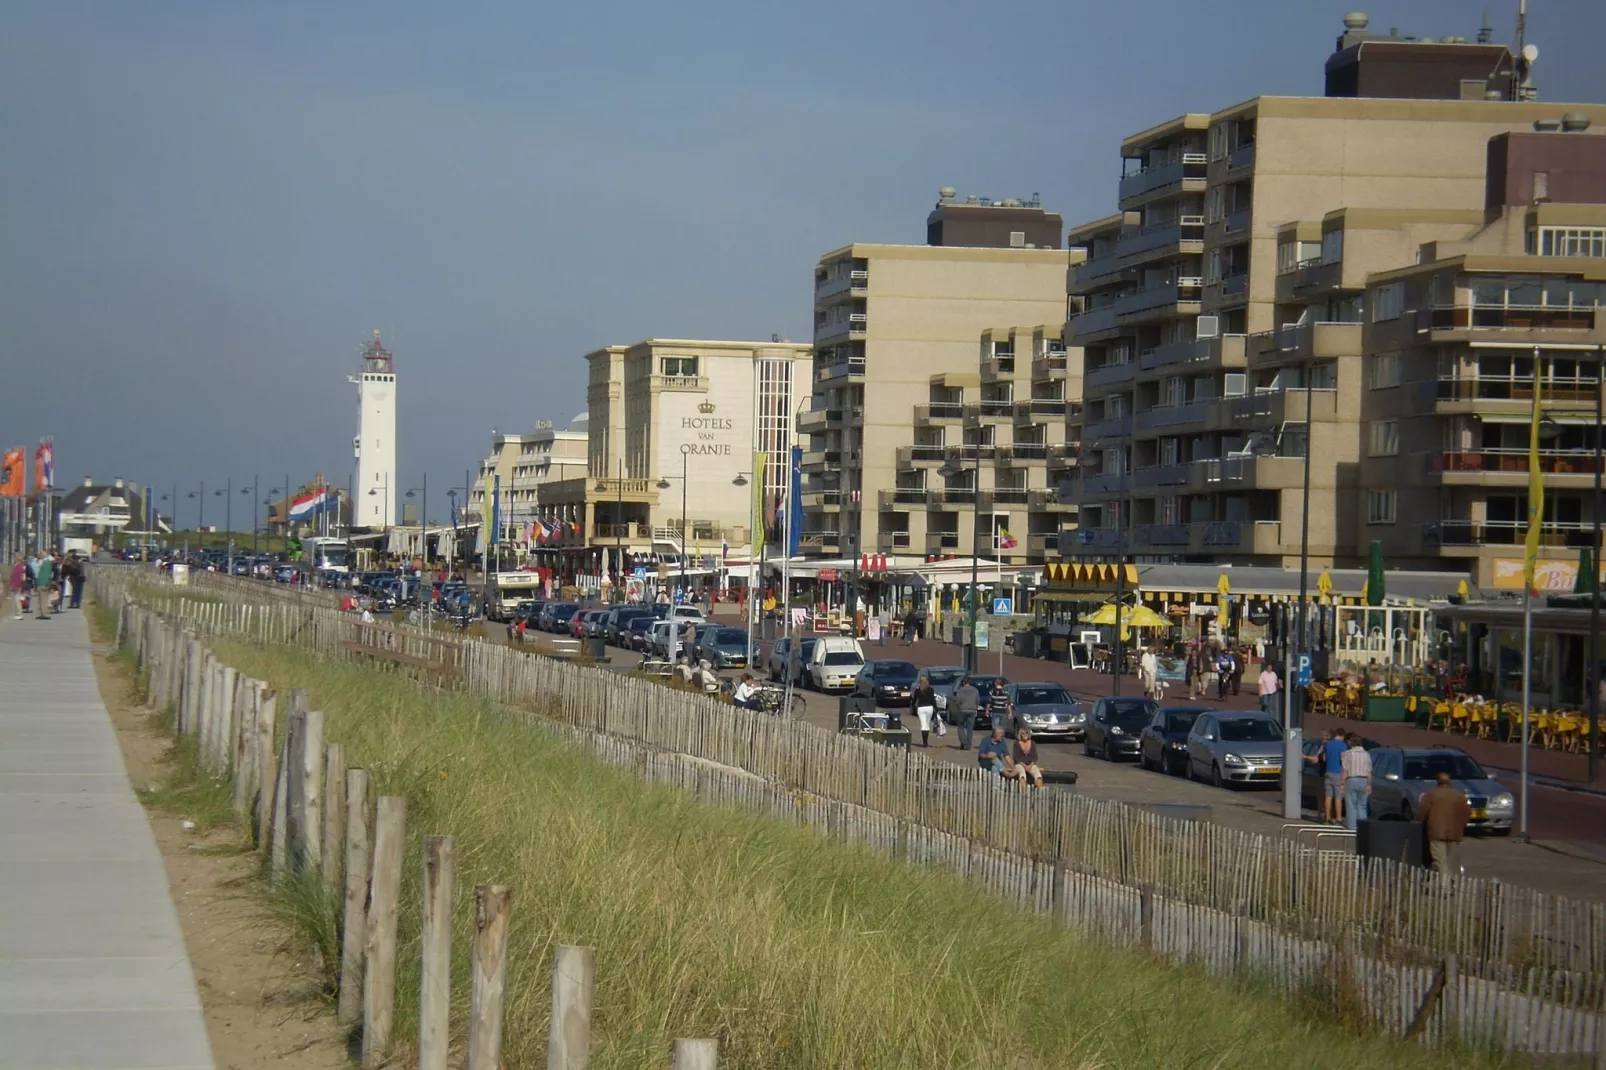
[1220,272,1249,297]
[1130,463,1191,488]
[896,445,947,467]
[998,443,1049,464]
[1117,153,1208,202]
[1434,377,1601,403]
[801,490,842,508]
[1131,523,1191,547]
[591,477,659,498]
[1226,142,1256,171]
[1437,449,1606,475]
[1028,488,1076,510]
[1085,414,1133,441]
[1084,360,1136,390]
[654,374,708,391]
[1080,472,1125,495]
[800,529,841,548]
[1071,257,1138,292]
[926,531,961,552]
[1115,216,1206,259]
[980,488,1030,508]
[1031,353,1069,379]
[1014,399,1068,420]
[1418,305,1602,332]
[1434,520,1594,548]
[1068,304,1121,338]
[1135,399,1213,431]
[915,401,965,422]
[1114,278,1204,317]
[928,488,978,506]
[965,401,1015,421]
[878,487,928,506]
[944,444,997,463]
[981,356,1016,378]
[815,356,866,382]
[877,530,912,551]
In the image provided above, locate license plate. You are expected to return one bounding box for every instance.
[1470,808,1487,820]
[1255,768,1280,777]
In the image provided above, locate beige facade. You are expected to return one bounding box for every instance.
[1070,94,1606,570]
[465,415,589,537]
[540,338,812,576]
[804,241,1076,561]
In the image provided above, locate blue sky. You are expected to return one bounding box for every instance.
[2,1,1602,525]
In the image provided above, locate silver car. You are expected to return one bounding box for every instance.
[1186,711,1285,787]
[1006,683,1086,740]
[1370,746,1515,834]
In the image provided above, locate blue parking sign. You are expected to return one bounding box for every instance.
[1296,653,1312,688]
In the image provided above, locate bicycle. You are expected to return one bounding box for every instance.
[754,683,806,719]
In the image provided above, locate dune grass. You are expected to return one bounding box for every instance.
[194,641,1509,1069]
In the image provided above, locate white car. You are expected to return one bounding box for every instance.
[807,636,866,692]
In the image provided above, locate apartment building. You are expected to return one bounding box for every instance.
[1068,12,1606,571]
[465,416,589,538]
[537,338,812,581]
[804,191,1076,563]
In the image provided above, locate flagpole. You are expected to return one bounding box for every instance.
[1520,582,1532,841]
[1517,343,1543,842]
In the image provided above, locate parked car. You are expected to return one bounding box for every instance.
[925,666,969,714]
[1138,706,1209,775]
[1186,711,1285,787]
[1307,744,1514,834]
[766,636,818,684]
[606,607,652,645]
[853,660,919,707]
[625,615,656,651]
[647,619,698,659]
[1082,696,1159,759]
[539,602,580,633]
[1007,683,1086,740]
[807,637,865,692]
[696,627,751,670]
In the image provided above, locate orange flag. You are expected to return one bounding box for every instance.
[0,448,24,496]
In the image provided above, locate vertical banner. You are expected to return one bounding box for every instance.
[490,474,501,546]
[787,445,803,558]
[1523,365,1545,592]
[0,448,24,496]
[34,437,54,490]
[751,450,768,559]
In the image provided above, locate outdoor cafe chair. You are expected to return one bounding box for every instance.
[1424,700,1451,732]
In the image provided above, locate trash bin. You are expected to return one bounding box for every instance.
[1014,631,1038,659]
[761,617,776,642]
[586,635,608,661]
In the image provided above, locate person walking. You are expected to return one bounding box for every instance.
[1139,647,1158,701]
[1257,662,1281,716]
[1417,771,1472,875]
[911,673,937,748]
[1215,649,1232,700]
[1303,727,1348,824]
[61,553,85,609]
[31,552,55,620]
[1185,647,1202,699]
[952,675,981,751]
[8,554,27,620]
[903,606,919,646]
[1229,648,1244,696]
[1340,734,1372,831]
[986,677,1013,735]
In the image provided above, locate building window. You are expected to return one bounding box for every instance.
[1368,354,1401,390]
[1372,282,1404,322]
[1321,230,1344,265]
[661,356,699,377]
[1366,490,1397,525]
[1368,420,1399,457]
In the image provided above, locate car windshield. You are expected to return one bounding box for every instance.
[876,662,917,677]
[1164,712,1202,734]
[1218,717,1281,742]
[1403,754,1487,781]
[823,652,862,666]
[1106,699,1156,717]
[925,669,965,686]
[1109,708,1151,730]
[1015,686,1070,705]
[715,629,746,644]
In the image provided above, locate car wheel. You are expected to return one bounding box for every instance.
[1211,763,1226,789]
[1102,740,1115,762]
[1138,749,1152,771]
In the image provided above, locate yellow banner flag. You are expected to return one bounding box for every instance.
[752,451,768,559]
[1523,365,1545,592]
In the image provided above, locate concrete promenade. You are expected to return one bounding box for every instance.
[0,610,212,1069]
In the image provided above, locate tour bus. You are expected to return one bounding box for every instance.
[303,537,351,576]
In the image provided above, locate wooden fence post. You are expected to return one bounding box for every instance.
[361,796,406,1070]
[321,743,346,893]
[288,710,325,877]
[270,713,297,879]
[1139,885,1155,951]
[547,944,596,1070]
[419,836,455,1070]
[672,1039,718,1069]
[336,768,371,1027]
[467,885,514,1070]
[254,686,277,853]
[231,675,254,820]
[1441,953,1459,1043]
[216,665,238,774]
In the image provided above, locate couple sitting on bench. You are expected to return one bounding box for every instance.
[976,723,1045,788]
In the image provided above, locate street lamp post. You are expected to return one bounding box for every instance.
[656,446,691,661]
[731,468,756,665]
[246,479,258,560]
[214,478,233,574]
[187,482,205,554]
[1590,346,1604,786]
[405,474,428,565]
[594,461,626,603]
[938,454,982,674]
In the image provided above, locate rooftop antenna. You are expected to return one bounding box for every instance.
[1477,9,1493,43]
[1511,0,1535,101]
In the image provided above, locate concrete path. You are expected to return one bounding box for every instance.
[0,610,213,1070]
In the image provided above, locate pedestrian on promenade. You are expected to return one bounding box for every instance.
[64,553,85,609]
[1257,662,1281,716]
[1303,727,1348,824]
[952,675,981,750]
[1185,646,1200,698]
[1229,648,1244,696]
[31,552,54,620]
[904,606,919,646]
[866,613,881,646]
[1139,647,1157,700]
[987,677,1013,735]
[1341,734,1372,831]
[8,554,27,619]
[1418,771,1471,875]
[977,723,1009,775]
[1215,649,1232,700]
[912,673,937,748]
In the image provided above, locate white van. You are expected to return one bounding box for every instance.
[807,636,866,692]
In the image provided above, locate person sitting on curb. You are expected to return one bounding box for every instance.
[732,673,760,710]
[976,723,1009,776]
[1003,728,1046,789]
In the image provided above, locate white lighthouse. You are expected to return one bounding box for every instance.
[351,330,396,529]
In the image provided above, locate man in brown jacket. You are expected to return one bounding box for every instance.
[1417,771,1472,874]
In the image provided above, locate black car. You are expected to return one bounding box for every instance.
[539,602,580,632]
[854,660,920,707]
[625,614,656,651]
[1138,706,1209,775]
[1082,696,1160,760]
[607,607,653,645]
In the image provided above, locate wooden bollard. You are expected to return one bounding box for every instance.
[548,944,595,1069]
[1138,885,1154,951]
[231,675,253,820]
[672,1039,719,1069]
[361,796,406,1070]
[254,686,278,854]
[419,836,455,1070]
[288,710,324,877]
[321,743,346,892]
[269,712,297,879]
[467,886,513,1070]
[216,665,238,773]
[337,769,371,1026]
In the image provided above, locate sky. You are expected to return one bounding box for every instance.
[3,0,1604,528]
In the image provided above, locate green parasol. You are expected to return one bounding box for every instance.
[1575,546,1596,594]
[1366,540,1386,606]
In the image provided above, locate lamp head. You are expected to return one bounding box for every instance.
[732,474,748,487]
[657,478,672,490]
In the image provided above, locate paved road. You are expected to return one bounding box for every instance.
[0,610,213,1069]
[501,619,1606,901]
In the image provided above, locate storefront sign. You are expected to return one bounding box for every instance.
[1490,558,1599,591]
[817,568,841,582]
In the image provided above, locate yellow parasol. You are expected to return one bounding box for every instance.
[1216,573,1231,623]
[1081,603,1170,629]
[1317,569,1333,601]
[1456,578,1470,600]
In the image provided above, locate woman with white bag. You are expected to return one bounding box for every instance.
[912,673,938,748]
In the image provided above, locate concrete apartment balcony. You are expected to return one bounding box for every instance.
[814,269,869,302]
[964,401,1015,425]
[1430,375,1601,419]
[1275,258,1342,303]
[1223,387,1340,427]
[1014,399,1068,423]
[1080,471,1125,496]
[1134,399,1214,433]
[914,401,965,425]
[1068,304,1123,343]
[944,444,998,465]
[590,477,661,504]
[1118,153,1208,208]
[651,374,709,392]
[815,356,866,384]
[1434,519,1594,550]
[877,530,913,552]
[979,487,1030,509]
[1031,352,1069,381]
[1130,463,1191,489]
[1084,359,1136,391]
[1188,455,1305,492]
[800,529,841,552]
[1113,278,1204,320]
[1070,257,1139,294]
[1250,321,1362,367]
[1224,141,1256,174]
[796,408,841,435]
[1084,414,1133,442]
[1190,519,1282,555]
[1137,333,1247,381]
[1204,272,1249,308]
[997,443,1049,466]
[878,487,929,508]
[1432,449,1606,488]
[980,355,1017,381]
[1028,488,1076,511]
[801,489,842,511]
[927,488,979,508]
[1130,523,1191,548]
[799,449,841,472]
[1416,305,1606,347]
[926,530,962,554]
[895,445,947,469]
[1115,217,1205,268]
